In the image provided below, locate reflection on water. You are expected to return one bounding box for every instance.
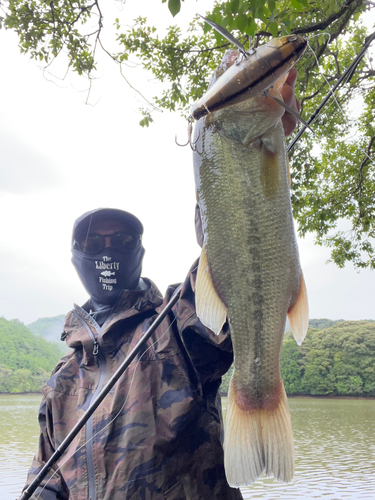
[1,395,375,499]
[0,394,41,499]
[240,398,375,499]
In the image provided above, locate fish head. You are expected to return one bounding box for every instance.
[190,35,306,120]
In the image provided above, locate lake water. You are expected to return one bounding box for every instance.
[1,394,374,499]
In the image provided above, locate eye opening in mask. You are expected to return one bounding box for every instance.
[73,231,141,255]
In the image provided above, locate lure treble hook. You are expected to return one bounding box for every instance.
[175,118,200,151]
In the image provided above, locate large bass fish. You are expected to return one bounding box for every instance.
[192,36,309,487]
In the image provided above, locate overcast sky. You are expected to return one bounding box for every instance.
[0,1,375,326]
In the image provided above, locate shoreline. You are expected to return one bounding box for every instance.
[0,392,42,396]
[287,394,375,400]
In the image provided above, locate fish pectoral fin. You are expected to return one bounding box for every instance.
[196,244,227,335]
[287,272,309,345]
[260,141,280,198]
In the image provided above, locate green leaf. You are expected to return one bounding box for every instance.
[236,14,248,33]
[290,0,303,11]
[245,18,258,38]
[257,7,269,23]
[168,0,180,17]
[269,21,279,37]
[280,21,291,34]
[230,0,240,13]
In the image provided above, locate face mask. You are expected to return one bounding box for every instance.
[72,245,145,306]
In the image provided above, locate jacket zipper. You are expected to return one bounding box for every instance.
[86,347,106,500]
[73,311,107,500]
[93,340,100,368]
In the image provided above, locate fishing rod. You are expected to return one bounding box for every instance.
[287,30,375,152]
[19,284,182,500]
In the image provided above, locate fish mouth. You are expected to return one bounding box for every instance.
[191,35,307,120]
[214,37,307,109]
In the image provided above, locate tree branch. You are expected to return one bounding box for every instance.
[292,0,365,35]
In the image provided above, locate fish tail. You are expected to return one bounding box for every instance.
[224,380,294,487]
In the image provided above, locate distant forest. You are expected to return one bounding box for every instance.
[0,317,65,393]
[221,319,375,397]
[1,316,375,395]
[27,314,66,343]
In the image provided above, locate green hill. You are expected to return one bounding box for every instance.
[0,317,66,393]
[221,319,375,397]
[27,314,66,343]
[284,318,344,334]
[308,318,345,330]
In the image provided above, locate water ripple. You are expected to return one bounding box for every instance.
[241,398,375,499]
[1,395,375,499]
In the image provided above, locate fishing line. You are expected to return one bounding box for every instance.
[308,35,360,126]
[302,35,375,167]
[307,33,343,116]
[34,312,179,499]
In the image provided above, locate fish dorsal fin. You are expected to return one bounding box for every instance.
[260,141,280,198]
[196,244,227,335]
[287,272,309,345]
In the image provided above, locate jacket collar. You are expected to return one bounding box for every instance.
[62,278,163,350]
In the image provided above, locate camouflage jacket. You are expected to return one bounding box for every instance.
[24,262,243,500]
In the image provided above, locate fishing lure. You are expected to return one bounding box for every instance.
[191,16,310,129]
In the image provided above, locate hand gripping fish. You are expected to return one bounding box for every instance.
[192,36,309,487]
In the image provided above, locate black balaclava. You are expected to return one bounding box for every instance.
[71,208,145,325]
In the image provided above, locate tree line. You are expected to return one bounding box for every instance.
[221,320,375,397]
[1,316,375,395]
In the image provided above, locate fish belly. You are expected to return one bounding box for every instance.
[193,102,305,486]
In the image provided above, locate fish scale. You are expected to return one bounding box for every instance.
[196,117,299,400]
[192,40,309,487]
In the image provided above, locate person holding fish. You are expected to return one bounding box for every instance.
[22,53,304,499]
